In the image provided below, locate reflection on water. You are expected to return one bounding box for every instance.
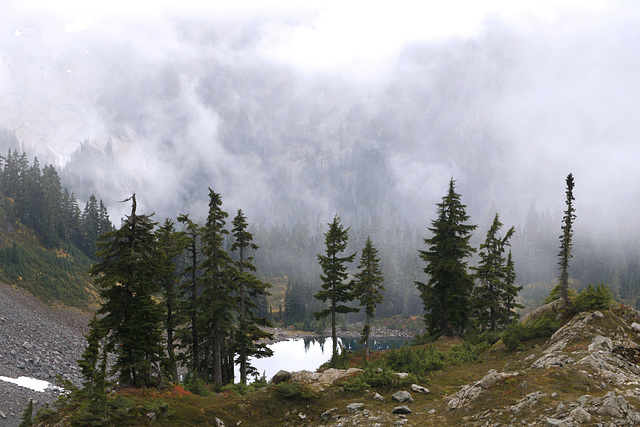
[240,336,410,382]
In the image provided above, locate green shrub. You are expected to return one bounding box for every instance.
[468,330,502,346]
[573,284,612,312]
[446,341,487,366]
[544,282,577,304]
[502,312,561,351]
[182,374,213,397]
[386,346,445,378]
[342,366,395,392]
[222,383,256,395]
[274,382,316,400]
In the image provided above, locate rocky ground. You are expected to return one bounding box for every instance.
[0,282,88,426]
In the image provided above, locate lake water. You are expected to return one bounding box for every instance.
[240,336,411,382]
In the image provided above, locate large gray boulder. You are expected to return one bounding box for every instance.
[391,390,414,403]
[392,405,412,414]
[271,370,291,384]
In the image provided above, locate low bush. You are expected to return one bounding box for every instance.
[386,346,445,378]
[446,341,487,366]
[342,366,395,392]
[502,312,561,351]
[573,284,612,312]
[274,382,316,400]
[182,375,213,397]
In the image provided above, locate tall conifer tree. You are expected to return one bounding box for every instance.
[416,179,476,336]
[354,236,384,360]
[176,214,202,378]
[314,215,358,360]
[231,209,273,384]
[471,213,516,331]
[558,173,576,303]
[155,219,188,383]
[90,194,163,387]
[200,189,235,385]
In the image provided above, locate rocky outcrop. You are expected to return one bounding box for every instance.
[444,369,519,410]
[285,367,363,386]
[444,307,640,426]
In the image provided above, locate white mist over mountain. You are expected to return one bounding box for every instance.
[0,0,638,233]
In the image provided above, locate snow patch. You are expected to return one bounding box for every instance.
[0,376,52,392]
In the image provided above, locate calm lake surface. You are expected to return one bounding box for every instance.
[239,336,411,381]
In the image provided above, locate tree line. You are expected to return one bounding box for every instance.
[0,150,113,255]
[82,190,272,394]
[306,178,523,345]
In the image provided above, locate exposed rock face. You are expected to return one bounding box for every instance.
[318,368,364,384]
[443,307,640,426]
[444,369,519,410]
[287,367,363,386]
[289,370,321,383]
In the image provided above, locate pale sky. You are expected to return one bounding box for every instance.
[9,0,620,72]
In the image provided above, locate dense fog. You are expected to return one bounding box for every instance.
[1,1,640,303]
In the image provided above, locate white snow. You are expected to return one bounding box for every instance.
[0,376,52,392]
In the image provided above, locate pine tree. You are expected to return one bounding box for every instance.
[503,250,523,323]
[558,173,576,303]
[231,209,274,384]
[176,214,202,378]
[18,399,33,427]
[199,189,235,385]
[416,178,476,336]
[354,236,384,360]
[155,219,188,383]
[471,213,516,331]
[81,195,100,256]
[90,194,163,387]
[77,313,108,415]
[314,215,358,360]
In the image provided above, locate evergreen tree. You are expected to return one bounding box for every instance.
[471,213,516,331]
[81,195,100,256]
[18,399,33,427]
[416,178,476,336]
[77,313,108,415]
[155,219,188,383]
[199,189,235,385]
[558,173,576,303]
[314,215,358,360]
[40,164,63,247]
[354,236,384,360]
[176,214,202,379]
[283,277,309,324]
[90,194,163,387]
[231,209,273,384]
[503,250,523,323]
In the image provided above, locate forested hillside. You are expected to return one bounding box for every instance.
[0,150,112,309]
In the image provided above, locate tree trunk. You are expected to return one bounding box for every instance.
[365,314,370,360]
[213,321,222,385]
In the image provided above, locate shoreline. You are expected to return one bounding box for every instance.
[260,326,414,345]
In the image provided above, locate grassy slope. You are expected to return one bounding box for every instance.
[0,196,97,310]
[39,303,640,426]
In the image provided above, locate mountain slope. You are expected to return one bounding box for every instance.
[0,281,88,426]
[32,303,640,426]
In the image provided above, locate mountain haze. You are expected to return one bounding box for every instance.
[1,3,640,301]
